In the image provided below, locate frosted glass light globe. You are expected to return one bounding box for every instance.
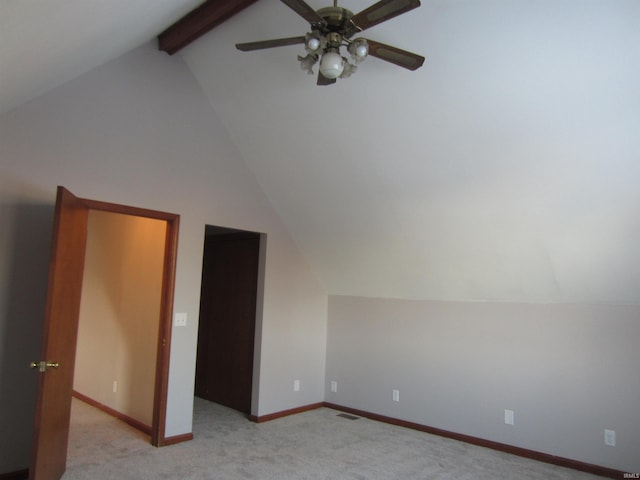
[354,44,368,58]
[319,52,345,79]
[307,37,320,51]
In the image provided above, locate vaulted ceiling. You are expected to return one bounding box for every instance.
[2,0,640,304]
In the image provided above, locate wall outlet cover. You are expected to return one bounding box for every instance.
[504,409,515,425]
[604,429,616,447]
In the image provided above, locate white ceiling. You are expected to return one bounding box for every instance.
[0,0,202,114]
[3,1,640,304]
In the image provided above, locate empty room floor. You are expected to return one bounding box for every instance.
[63,397,604,479]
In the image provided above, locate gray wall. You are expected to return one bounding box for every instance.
[0,42,327,473]
[325,295,640,472]
[0,203,52,473]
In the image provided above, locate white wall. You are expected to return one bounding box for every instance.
[74,211,165,426]
[325,295,640,472]
[0,42,327,473]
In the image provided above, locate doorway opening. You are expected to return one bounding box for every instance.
[81,198,179,446]
[72,210,166,437]
[195,225,265,416]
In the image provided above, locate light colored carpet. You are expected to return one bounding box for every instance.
[63,397,604,479]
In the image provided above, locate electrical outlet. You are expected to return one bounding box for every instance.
[112,381,118,393]
[294,379,300,392]
[392,389,400,402]
[330,380,338,393]
[504,409,514,425]
[604,429,616,447]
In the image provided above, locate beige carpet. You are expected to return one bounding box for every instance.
[63,397,604,479]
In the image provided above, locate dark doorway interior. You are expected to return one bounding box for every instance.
[195,226,260,414]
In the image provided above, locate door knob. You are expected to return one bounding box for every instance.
[30,361,60,372]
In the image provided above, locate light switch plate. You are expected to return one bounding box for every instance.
[175,313,187,327]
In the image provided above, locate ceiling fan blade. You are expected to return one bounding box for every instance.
[280,0,327,28]
[350,0,420,32]
[366,39,425,70]
[236,36,306,51]
[317,71,337,86]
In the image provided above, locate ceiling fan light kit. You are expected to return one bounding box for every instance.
[236,0,425,86]
[319,49,346,79]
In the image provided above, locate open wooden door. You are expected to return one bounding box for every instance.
[29,187,89,480]
[29,186,180,479]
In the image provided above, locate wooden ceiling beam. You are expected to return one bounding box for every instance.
[158,0,259,55]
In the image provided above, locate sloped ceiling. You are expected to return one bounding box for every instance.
[0,0,202,114]
[3,1,640,304]
[182,0,640,303]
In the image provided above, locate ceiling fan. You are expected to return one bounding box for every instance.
[235,0,425,85]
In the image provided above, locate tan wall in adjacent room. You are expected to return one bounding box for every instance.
[74,210,166,427]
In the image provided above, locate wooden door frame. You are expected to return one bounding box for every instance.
[80,198,179,446]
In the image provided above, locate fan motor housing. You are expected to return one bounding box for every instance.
[316,6,354,33]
